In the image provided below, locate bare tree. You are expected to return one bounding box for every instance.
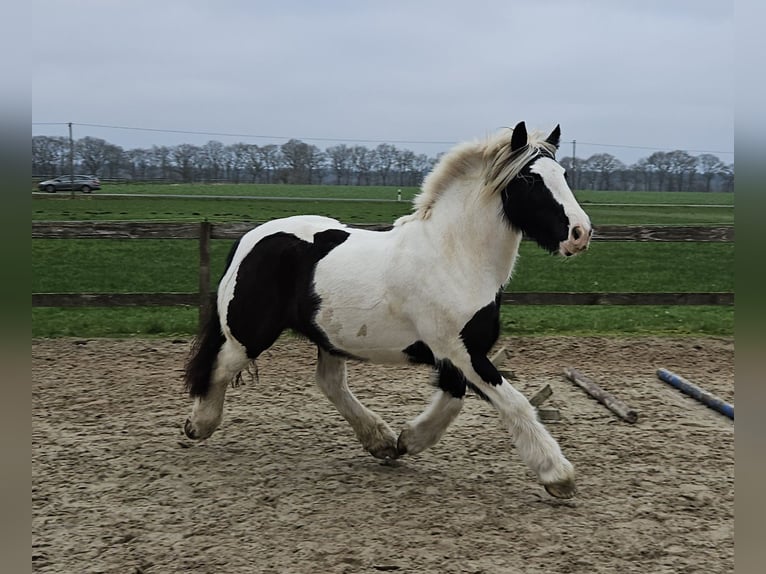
[36,131,734,191]
[351,145,374,185]
[32,135,69,175]
[281,139,312,184]
[170,144,199,182]
[646,152,673,191]
[76,137,113,175]
[720,163,734,193]
[697,153,726,192]
[374,143,398,186]
[412,154,435,186]
[630,158,654,191]
[125,148,151,180]
[257,145,281,183]
[151,146,173,180]
[667,150,697,191]
[395,150,415,187]
[200,140,228,182]
[585,153,624,190]
[228,143,250,183]
[326,144,354,185]
[306,145,326,184]
[232,144,263,183]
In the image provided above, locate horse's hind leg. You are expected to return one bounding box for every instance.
[185,338,249,440]
[315,348,399,459]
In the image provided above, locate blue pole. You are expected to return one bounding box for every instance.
[656,368,734,420]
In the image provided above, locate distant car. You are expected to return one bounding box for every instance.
[38,175,101,193]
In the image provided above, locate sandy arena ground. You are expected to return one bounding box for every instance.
[33,335,734,573]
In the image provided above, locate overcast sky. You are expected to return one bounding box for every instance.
[32,0,734,165]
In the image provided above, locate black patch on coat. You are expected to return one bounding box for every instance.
[460,293,503,387]
[403,340,491,401]
[436,359,467,399]
[501,157,569,254]
[226,229,351,359]
[403,341,436,366]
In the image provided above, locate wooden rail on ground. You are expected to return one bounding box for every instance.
[32,222,735,329]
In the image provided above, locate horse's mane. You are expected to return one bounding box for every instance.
[396,127,557,224]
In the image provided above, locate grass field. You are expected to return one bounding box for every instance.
[32,184,734,338]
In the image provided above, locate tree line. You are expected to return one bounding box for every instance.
[32,135,733,192]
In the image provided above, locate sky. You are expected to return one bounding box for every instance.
[31,0,735,166]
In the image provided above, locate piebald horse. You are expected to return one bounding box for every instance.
[183,121,592,498]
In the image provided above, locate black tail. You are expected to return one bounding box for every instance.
[184,239,241,398]
[184,305,225,398]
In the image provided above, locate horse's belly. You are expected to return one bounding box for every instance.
[314,304,416,364]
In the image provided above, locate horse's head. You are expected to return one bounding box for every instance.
[490,121,592,256]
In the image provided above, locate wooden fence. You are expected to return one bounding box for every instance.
[32,222,734,328]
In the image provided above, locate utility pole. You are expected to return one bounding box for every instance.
[68,122,75,198]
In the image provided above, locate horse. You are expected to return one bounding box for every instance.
[183,121,592,498]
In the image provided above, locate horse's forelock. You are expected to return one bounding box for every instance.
[482,129,558,199]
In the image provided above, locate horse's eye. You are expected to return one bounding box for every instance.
[563,171,569,182]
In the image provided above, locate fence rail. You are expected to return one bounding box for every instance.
[32,221,735,328]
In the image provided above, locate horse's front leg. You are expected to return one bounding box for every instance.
[315,348,400,460]
[451,352,577,498]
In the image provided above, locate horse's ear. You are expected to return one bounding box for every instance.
[546,124,561,149]
[510,121,528,152]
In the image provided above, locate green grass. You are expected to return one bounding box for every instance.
[32,186,734,338]
[98,182,422,201]
[32,196,414,224]
[33,186,734,225]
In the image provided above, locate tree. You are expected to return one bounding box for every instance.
[697,153,726,192]
[257,145,281,183]
[326,144,354,185]
[351,145,374,185]
[170,144,199,182]
[231,143,263,183]
[32,135,69,175]
[228,143,251,183]
[374,143,398,186]
[306,145,326,184]
[395,150,415,187]
[76,137,113,175]
[151,145,173,180]
[646,152,673,191]
[199,140,229,182]
[720,163,734,193]
[281,139,324,184]
[584,153,624,190]
[666,150,697,191]
[631,158,654,191]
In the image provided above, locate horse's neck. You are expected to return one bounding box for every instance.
[416,188,522,287]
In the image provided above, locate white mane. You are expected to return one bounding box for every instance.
[397,127,557,224]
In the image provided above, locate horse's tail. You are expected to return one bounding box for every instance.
[184,239,241,397]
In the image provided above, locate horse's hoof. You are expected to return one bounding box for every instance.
[544,479,577,499]
[369,443,401,460]
[396,435,408,457]
[184,418,199,440]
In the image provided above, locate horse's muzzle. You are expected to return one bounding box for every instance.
[560,225,592,257]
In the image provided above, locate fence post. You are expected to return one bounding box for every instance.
[198,220,212,334]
